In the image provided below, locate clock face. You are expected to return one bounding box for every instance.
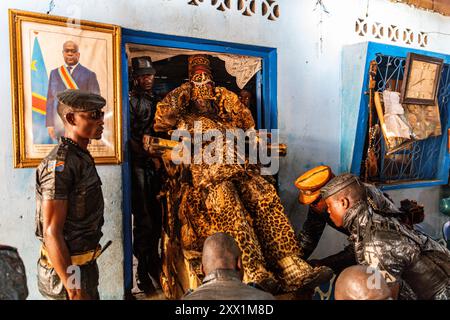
[405,60,439,100]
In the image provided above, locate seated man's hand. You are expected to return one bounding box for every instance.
[308,259,322,267]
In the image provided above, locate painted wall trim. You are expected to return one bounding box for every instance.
[120,46,133,297]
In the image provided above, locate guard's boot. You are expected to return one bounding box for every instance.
[146,253,162,290]
[278,255,333,292]
[136,260,157,294]
[245,267,281,295]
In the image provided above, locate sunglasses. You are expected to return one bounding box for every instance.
[89,110,105,120]
[72,110,105,120]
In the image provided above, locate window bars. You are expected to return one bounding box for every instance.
[361,53,450,185]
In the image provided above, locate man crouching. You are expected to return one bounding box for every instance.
[322,173,450,300]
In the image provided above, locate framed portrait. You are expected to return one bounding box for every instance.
[9,9,122,168]
[400,52,444,105]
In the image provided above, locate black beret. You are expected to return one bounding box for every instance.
[321,173,360,199]
[56,89,106,112]
[132,56,156,76]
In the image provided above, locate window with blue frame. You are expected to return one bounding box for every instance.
[359,53,450,188]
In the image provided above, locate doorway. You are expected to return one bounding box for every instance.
[121,28,277,297]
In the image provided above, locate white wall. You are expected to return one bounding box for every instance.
[1,0,449,299]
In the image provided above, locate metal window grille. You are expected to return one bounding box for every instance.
[361,53,450,185]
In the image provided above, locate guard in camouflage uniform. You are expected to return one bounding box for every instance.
[295,165,424,274]
[129,56,162,293]
[35,89,106,300]
[322,173,450,300]
[0,245,28,300]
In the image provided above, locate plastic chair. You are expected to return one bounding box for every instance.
[443,221,450,250]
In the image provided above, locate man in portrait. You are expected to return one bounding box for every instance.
[45,40,100,141]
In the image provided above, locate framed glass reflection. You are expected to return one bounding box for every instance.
[9,9,122,167]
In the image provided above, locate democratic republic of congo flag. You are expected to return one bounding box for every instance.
[31,35,52,144]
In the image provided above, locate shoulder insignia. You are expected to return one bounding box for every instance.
[55,161,65,172]
[47,160,56,173]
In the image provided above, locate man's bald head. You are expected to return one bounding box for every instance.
[202,233,241,276]
[334,265,393,300]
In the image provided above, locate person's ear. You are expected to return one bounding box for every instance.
[341,197,350,209]
[66,113,76,126]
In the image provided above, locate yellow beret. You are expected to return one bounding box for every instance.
[295,165,333,204]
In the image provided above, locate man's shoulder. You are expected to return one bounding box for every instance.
[77,64,96,75]
[49,67,60,76]
[38,142,82,173]
[365,214,412,243]
[44,142,71,160]
[0,245,18,253]
[184,280,275,300]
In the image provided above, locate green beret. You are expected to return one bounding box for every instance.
[56,89,106,112]
[321,173,360,199]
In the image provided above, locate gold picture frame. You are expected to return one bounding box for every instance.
[9,9,122,168]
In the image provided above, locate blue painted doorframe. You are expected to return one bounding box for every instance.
[350,42,450,191]
[120,27,277,296]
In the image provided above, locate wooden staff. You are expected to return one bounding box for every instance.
[365,60,378,182]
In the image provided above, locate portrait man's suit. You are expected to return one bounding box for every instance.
[46,64,100,139]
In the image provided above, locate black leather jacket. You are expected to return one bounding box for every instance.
[298,184,401,273]
[35,137,104,254]
[129,90,158,164]
[343,201,450,300]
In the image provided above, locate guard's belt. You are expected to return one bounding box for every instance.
[39,244,102,268]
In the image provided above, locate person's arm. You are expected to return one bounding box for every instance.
[310,243,356,274]
[298,207,327,259]
[42,199,89,300]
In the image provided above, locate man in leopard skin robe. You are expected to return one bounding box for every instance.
[149,55,332,295]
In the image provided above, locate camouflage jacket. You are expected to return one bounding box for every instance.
[0,245,28,300]
[343,201,450,300]
[298,183,401,273]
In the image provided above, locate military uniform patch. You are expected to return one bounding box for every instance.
[55,161,65,172]
[47,160,56,173]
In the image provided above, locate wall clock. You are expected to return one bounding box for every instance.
[400,53,444,105]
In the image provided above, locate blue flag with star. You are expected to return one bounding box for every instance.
[31,36,52,144]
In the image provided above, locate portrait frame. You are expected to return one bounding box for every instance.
[400,52,444,105]
[9,9,122,168]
